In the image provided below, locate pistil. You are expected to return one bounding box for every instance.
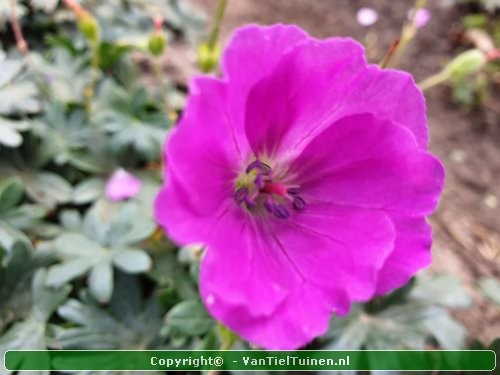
[235,159,307,218]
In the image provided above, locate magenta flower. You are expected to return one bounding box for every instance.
[155,25,444,349]
[408,8,431,28]
[105,168,142,201]
[356,7,379,27]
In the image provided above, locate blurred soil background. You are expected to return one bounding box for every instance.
[161,0,500,343]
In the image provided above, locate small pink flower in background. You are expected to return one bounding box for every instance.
[409,8,431,28]
[105,168,142,201]
[155,25,444,349]
[356,7,379,26]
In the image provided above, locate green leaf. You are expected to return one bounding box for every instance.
[46,258,95,287]
[148,250,198,301]
[30,0,59,12]
[56,276,164,349]
[325,318,369,350]
[478,277,500,305]
[59,210,82,232]
[22,171,73,207]
[32,269,72,322]
[0,241,34,330]
[0,118,30,147]
[89,262,114,303]
[0,177,24,212]
[32,49,91,104]
[0,221,30,250]
[167,300,214,336]
[0,57,23,87]
[2,204,47,229]
[92,80,169,161]
[424,313,467,349]
[0,80,41,115]
[55,233,103,257]
[112,247,152,273]
[410,273,472,308]
[73,177,105,204]
[0,316,47,356]
[0,269,70,375]
[31,104,98,171]
[83,200,155,247]
[119,217,156,245]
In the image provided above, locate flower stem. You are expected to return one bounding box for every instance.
[207,0,228,49]
[8,0,29,58]
[205,323,237,375]
[151,56,174,121]
[380,0,427,69]
[418,70,450,91]
[85,38,100,114]
[8,0,53,100]
[62,0,101,114]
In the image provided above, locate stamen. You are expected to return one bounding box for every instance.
[244,196,257,209]
[258,162,272,176]
[234,187,249,203]
[245,160,272,175]
[236,159,304,219]
[272,205,291,219]
[254,174,265,189]
[292,196,306,211]
[263,196,274,213]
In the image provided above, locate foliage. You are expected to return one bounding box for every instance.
[441,0,500,12]
[0,0,494,373]
[323,274,473,351]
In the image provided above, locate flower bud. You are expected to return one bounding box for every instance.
[78,15,100,42]
[197,42,221,73]
[148,32,167,57]
[444,49,487,80]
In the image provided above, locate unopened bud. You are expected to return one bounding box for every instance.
[197,42,221,73]
[78,15,100,42]
[153,16,163,32]
[444,49,487,80]
[148,33,166,57]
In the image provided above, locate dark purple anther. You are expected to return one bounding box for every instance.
[263,196,274,213]
[234,187,249,203]
[254,174,265,189]
[292,196,306,211]
[258,162,272,176]
[287,187,300,195]
[244,196,257,209]
[245,160,272,176]
[246,160,262,173]
[273,205,291,219]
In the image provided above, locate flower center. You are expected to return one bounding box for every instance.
[234,160,306,219]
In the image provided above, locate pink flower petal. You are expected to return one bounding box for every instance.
[154,24,445,350]
[243,38,428,163]
[375,216,432,294]
[409,8,431,28]
[356,7,379,27]
[201,203,394,349]
[105,168,142,201]
[290,114,444,216]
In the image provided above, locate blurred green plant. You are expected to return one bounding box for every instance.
[323,274,472,350]
[55,273,164,349]
[0,268,71,374]
[0,0,491,366]
[441,0,500,12]
[45,200,155,303]
[0,178,47,247]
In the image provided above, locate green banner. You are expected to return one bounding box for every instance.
[4,350,495,371]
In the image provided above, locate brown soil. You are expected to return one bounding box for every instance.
[178,0,500,345]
